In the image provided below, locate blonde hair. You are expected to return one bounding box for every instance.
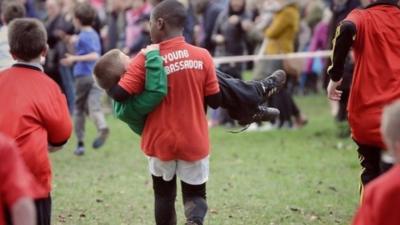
[381,100,400,153]
[93,49,126,90]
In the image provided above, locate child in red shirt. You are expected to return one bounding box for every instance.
[327,0,400,187]
[0,18,72,225]
[352,100,400,225]
[0,133,36,225]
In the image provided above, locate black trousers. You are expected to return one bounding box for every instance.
[216,69,265,121]
[35,196,52,225]
[269,88,300,127]
[152,176,207,225]
[5,195,51,225]
[337,89,350,122]
[356,142,393,187]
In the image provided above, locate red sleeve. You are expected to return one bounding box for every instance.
[118,53,146,94]
[203,50,220,96]
[0,134,34,207]
[40,84,72,146]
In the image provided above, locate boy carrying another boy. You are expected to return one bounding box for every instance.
[97,1,285,225]
[94,46,285,136]
[0,18,72,225]
[61,3,109,155]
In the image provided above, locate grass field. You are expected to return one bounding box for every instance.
[51,94,361,225]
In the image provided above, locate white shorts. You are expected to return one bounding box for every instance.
[148,156,209,185]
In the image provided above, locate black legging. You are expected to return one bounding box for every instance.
[152,175,207,225]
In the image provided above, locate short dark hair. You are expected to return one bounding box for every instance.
[8,18,47,61]
[94,49,125,90]
[73,3,96,26]
[1,1,26,24]
[152,0,186,29]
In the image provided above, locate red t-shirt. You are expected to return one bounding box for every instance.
[352,165,400,225]
[345,5,400,148]
[0,65,72,198]
[0,134,38,225]
[119,36,219,161]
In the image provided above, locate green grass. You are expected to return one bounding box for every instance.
[51,94,360,225]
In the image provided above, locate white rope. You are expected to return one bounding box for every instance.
[213,50,332,64]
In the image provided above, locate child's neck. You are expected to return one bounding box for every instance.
[16,57,43,71]
[81,25,93,31]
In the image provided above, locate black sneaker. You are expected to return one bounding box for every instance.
[260,70,287,99]
[92,128,109,149]
[185,221,200,225]
[238,105,280,126]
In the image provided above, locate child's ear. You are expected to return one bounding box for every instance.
[156,18,165,30]
[41,44,49,58]
[395,140,400,153]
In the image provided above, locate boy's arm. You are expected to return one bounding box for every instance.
[40,87,72,148]
[108,85,131,102]
[203,50,221,109]
[114,45,167,135]
[326,20,356,101]
[60,52,100,66]
[109,53,147,102]
[205,92,222,109]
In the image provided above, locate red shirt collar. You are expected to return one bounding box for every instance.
[159,36,186,50]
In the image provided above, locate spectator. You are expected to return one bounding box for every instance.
[255,0,307,129]
[105,0,129,51]
[44,0,75,114]
[124,0,152,55]
[193,0,224,55]
[212,0,252,79]
[300,8,332,94]
[0,1,26,70]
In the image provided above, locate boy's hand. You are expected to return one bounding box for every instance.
[60,53,76,66]
[141,44,160,55]
[228,15,240,25]
[214,34,225,44]
[327,79,343,101]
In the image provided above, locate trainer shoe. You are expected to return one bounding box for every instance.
[260,69,287,99]
[74,145,85,156]
[238,105,280,126]
[92,128,109,149]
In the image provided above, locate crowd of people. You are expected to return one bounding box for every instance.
[1,0,400,225]
[0,0,351,131]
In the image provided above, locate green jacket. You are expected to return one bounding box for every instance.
[113,50,167,135]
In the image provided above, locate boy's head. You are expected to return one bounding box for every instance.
[381,100,400,162]
[93,49,130,90]
[1,1,26,25]
[8,18,47,62]
[73,2,96,28]
[149,0,186,43]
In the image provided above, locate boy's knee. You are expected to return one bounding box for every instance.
[153,175,177,199]
[181,181,206,199]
